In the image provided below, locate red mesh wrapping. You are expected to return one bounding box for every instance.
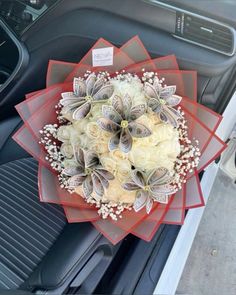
[125,55,179,73]
[131,199,173,241]
[46,60,77,87]
[121,35,151,62]
[155,70,197,101]
[39,164,94,208]
[25,89,43,99]
[181,97,222,132]
[65,38,134,83]
[12,36,227,244]
[64,206,100,222]
[198,134,226,172]
[16,85,69,124]
[185,170,204,208]
[131,221,161,242]
[12,125,46,164]
[92,220,127,244]
[161,186,185,225]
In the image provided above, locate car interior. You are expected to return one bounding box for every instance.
[0,0,236,294]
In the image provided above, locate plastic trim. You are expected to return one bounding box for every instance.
[143,0,236,56]
[0,19,29,100]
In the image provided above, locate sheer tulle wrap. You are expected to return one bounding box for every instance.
[13,36,226,244]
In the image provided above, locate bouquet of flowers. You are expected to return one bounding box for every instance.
[13,36,226,244]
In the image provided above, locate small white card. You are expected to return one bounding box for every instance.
[92,47,114,67]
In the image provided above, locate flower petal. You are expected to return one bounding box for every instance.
[122,181,140,191]
[74,146,85,167]
[128,122,152,138]
[97,118,120,133]
[165,94,182,106]
[146,197,153,214]
[91,173,104,197]
[150,184,176,195]
[159,111,169,124]
[73,78,86,97]
[148,98,162,113]
[160,85,176,99]
[112,95,124,117]
[119,128,132,153]
[133,190,149,212]
[82,175,93,198]
[61,92,78,104]
[166,105,182,119]
[96,168,114,180]
[72,101,91,120]
[92,76,106,95]
[86,73,96,96]
[144,82,158,99]
[102,105,122,123]
[108,131,121,151]
[152,194,169,204]
[93,84,114,101]
[63,166,84,177]
[131,170,146,188]
[129,104,146,121]
[94,171,109,189]
[160,107,179,128]
[84,150,99,168]
[60,98,84,109]
[147,167,170,186]
[61,99,85,115]
[68,174,86,188]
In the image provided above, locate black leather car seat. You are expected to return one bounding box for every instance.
[0,116,117,294]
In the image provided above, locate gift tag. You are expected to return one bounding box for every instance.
[92,47,114,67]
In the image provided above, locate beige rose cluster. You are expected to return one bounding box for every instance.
[57,77,181,204]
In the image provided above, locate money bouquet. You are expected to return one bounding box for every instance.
[13,36,226,244]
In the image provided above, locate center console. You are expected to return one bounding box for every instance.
[0,0,55,34]
[0,0,57,117]
[0,19,28,91]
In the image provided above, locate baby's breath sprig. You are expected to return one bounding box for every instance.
[39,124,64,172]
[172,108,201,190]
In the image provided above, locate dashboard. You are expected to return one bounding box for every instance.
[0,0,56,34]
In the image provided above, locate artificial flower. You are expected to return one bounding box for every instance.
[97,94,151,153]
[123,168,176,213]
[60,74,114,120]
[63,147,114,198]
[144,77,182,127]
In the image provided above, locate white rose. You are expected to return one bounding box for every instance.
[116,160,132,182]
[78,134,91,149]
[62,158,78,169]
[155,156,175,171]
[100,154,117,174]
[61,143,73,159]
[73,118,89,133]
[110,149,128,161]
[135,114,155,130]
[90,140,109,154]
[86,122,101,139]
[148,112,161,125]
[102,178,136,204]
[129,144,159,171]
[153,123,176,142]
[156,139,181,160]
[57,126,71,142]
[111,78,147,106]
